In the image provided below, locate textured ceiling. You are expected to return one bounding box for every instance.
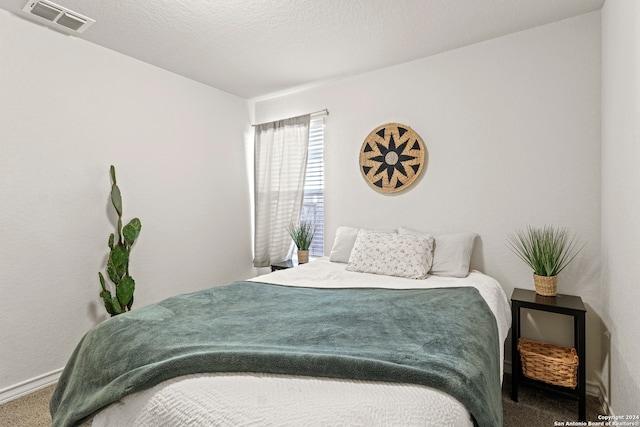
[2,0,604,99]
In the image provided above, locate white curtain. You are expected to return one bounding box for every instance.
[253,114,311,267]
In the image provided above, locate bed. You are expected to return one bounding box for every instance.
[50,229,511,427]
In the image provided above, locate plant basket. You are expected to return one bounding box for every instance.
[518,338,578,389]
[297,250,309,264]
[533,274,558,296]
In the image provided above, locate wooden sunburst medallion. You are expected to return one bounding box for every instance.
[359,123,426,193]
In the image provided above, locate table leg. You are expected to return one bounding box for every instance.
[511,303,520,402]
[576,311,586,421]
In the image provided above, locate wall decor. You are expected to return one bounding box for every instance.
[359,123,426,193]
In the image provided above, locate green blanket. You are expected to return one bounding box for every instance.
[50,282,501,426]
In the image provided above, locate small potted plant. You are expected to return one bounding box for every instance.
[286,221,316,264]
[506,225,584,296]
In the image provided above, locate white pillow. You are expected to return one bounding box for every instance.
[329,226,360,263]
[346,230,434,279]
[398,226,478,278]
[329,226,397,263]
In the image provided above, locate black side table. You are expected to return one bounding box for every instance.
[270,260,295,272]
[511,288,587,421]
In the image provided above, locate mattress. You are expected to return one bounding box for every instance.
[90,257,510,426]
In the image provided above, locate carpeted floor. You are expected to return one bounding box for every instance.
[0,384,55,427]
[0,375,604,426]
[502,373,604,426]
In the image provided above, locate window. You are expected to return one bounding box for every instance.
[300,116,325,256]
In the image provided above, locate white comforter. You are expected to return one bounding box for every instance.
[92,258,510,427]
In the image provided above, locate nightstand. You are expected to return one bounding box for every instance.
[510,288,586,421]
[270,260,295,272]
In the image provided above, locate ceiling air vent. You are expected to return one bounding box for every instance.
[22,0,95,33]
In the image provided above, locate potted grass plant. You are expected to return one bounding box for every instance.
[506,225,585,296]
[286,221,316,264]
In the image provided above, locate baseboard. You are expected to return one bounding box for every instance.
[593,381,612,416]
[504,359,513,375]
[0,368,62,405]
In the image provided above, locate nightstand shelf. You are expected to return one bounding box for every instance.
[510,288,586,421]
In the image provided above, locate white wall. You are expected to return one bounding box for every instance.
[0,4,613,407]
[255,12,603,384]
[601,0,640,416]
[0,10,253,395]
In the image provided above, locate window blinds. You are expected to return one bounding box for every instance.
[301,116,325,256]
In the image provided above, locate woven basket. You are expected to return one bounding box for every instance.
[297,250,309,264]
[533,274,558,296]
[518,338,578,389]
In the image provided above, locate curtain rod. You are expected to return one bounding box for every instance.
[251,109,329,127]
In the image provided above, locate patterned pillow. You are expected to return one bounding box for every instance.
[346,230,434,279]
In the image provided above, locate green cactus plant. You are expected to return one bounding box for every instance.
[99,165,141,316]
